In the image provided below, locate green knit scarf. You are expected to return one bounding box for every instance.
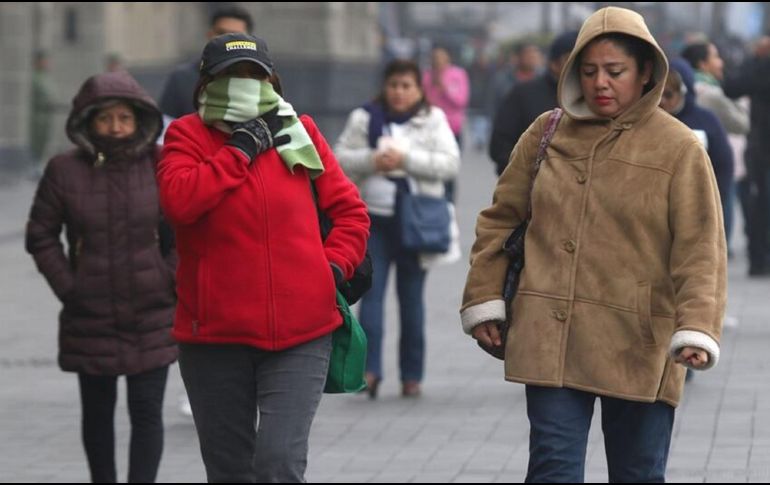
[198,78,324,178]
[694,70,721,88]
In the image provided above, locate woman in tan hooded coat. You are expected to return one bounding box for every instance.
[461,7,725,482]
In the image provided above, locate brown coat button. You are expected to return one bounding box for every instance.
[576,174,587,184]
[552,310,568,321]
[563,240,577,253]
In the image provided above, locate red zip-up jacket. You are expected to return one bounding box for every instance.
[158,114,369,350]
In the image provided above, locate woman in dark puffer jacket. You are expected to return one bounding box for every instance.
[25,70,177,483]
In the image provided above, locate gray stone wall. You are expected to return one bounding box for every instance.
[0,5,34,173]
[45,3,106,156]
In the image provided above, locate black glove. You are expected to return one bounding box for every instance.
[261,106,291,147]
[226,107,291,162]
[330,263,345,289]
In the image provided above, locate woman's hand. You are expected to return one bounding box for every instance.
[675,346,710,369]
[472,321,503,348]
[373,148,404,172]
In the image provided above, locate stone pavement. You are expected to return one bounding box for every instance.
[1,148,769,483]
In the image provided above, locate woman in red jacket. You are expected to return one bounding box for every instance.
[157,33,369,482]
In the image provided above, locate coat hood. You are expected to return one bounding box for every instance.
[558,6,669,123]
[66,71,162,158]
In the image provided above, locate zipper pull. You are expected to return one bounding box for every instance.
[75,237,83,258]
[94,153,105,167]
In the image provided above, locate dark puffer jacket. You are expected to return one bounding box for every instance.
[25,71,178,376]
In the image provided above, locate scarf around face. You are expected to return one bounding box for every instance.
[89,132,146,162]
[198,78,324,178]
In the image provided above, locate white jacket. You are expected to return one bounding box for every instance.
[335,106,460,212]
[694,81,749,135]
[335,105,461,266]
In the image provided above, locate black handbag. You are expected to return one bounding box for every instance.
[477,109,563,360]
[311,181,373,305]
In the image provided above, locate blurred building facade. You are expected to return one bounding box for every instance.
[1,2,769,173]
[0,2,380,172]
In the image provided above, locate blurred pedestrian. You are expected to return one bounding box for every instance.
[462,7,725,482]
[28,50,56,177]
[25,71,176,483]
[105,53,125,72]
[682,41,749,253]
[489,31,577,176]
[467,50,495,151]
[158,6,253,119]
[422,45,468,202]
[660,59,733,249]
[157,33,369,482]
[724,35,770,276]
[336,59,460,399]
[490,42,544,115]
[681,41,750,136]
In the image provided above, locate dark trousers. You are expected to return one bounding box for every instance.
[78,365,169,483]
[525,385,674,483]
[358,215,427,382]
[746,164,770,272]
[178,335,331,483]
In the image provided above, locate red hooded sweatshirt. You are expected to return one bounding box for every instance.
[158,114,369,350]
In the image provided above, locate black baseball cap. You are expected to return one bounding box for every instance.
[200,33,273,76]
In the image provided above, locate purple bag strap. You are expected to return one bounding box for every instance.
[526,108,563,221]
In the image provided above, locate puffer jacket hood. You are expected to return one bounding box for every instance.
[66,71,162,158]
[558,6,669,122]
[669,58,698,112]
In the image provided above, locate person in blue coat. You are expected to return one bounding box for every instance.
[660,58,734,245]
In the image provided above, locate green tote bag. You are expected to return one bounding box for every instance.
[324,291,368,393]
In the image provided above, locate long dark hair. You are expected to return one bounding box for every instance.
[374,59,429,114]
[192,65,284,111]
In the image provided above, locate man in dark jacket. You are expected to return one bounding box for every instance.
[724,35,770,275]
[489,31,577,176]
[158,7,253,118]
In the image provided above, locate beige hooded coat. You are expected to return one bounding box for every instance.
[460,7,726,407]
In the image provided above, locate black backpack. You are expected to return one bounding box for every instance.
[311,181,373,305]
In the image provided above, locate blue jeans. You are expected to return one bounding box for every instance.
[525,386,674,483]
[359,215,427,383]
[179,335,332,483]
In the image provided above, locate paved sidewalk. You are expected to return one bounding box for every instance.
[1,148,769,483]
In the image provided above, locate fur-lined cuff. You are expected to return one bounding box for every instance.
[669,330,720,370]
[461,300,506,335]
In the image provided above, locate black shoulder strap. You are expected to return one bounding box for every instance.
[309,179,333,240]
